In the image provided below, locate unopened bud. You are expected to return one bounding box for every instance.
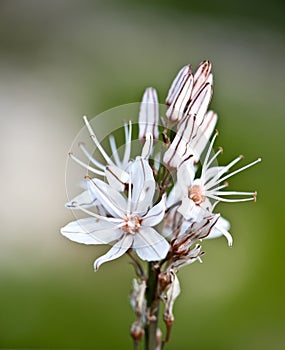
[130,321,144,341]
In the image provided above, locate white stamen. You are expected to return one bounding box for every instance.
[213,191,256,196]
[205,155,244,189]
[69,153,105,176]
[202,131,219,170]
[215,158,262,185]
[206,194,256,203]
[122,121,132,166]
[109,135,122,167]
[83,116,115,166]
[127,172,132,215]
[78,142,106,170]
[77,205,123,223]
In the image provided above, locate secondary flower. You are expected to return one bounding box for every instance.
[61,157,170,270]
[177,132,261,221]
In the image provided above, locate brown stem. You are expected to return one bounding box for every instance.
[144,262,160,350]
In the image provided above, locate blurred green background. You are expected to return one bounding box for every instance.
[0,0,284,349]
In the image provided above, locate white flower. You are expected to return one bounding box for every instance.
[139,87,159,142]
[61,158,170,270]
[177,131,261,222]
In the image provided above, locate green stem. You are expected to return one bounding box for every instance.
[145,262,160,350]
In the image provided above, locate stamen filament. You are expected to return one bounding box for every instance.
[78,142,106,170]
[109,135,122,167]
[83,116,115,166]
[202,131,218,171]
[212,191,256,196]
[205,155,243,189]
[207,194,256,203]
[216,158,261,184]
[127,172,132,215]
[123,121,132,166]
[69,153,105,176]
[78,206,123,223]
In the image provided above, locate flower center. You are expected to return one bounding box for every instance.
[123,215,141,233]
[188,185,205,205]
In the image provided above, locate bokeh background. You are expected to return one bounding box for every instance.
[0,0,284,349]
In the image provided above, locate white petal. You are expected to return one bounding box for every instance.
[94,234,133,270]
[204,166,226,183]
[166,72,194,123]
[87,178,127,218]
[141,194,166,227]
[139,87,159,141]
[105,165,129,192]
[164,88,215,169]
[129,158,155,214]
[184,83,212,125]
[141,133,153,159]
[133,227,170,261]
[178,197,202,221]
[166,184,182,208]
[65,190,97,209]
[163,132,194,169]
[190,110,218,160]
[177,160,195,191]
[192,60,212,98]
[166,65,191,107]
[61,218,122,245]
[207,216,233,246]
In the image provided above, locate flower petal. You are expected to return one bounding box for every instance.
[178,197,203,221]
[192,60,212,98]
[166,72,194,123]
[105,165,129,192]
[139,87,159,141]
[177,160,196,191]
[129,158,156,215]
[163,85,214,169]
[166,184,182,208]
[204,165,226,183]
[141,194,166,227]
[207,216,233,246]
[133,227,170,261]
[61,218,122,244]
[166,65,192,107]
[65,190,97,209]
[190,110,218,161]
[94,234,133,270]
[87,178,127,218]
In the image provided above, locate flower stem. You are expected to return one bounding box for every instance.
[145,262,160,350]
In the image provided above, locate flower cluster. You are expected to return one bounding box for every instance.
[61,60,260,349]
